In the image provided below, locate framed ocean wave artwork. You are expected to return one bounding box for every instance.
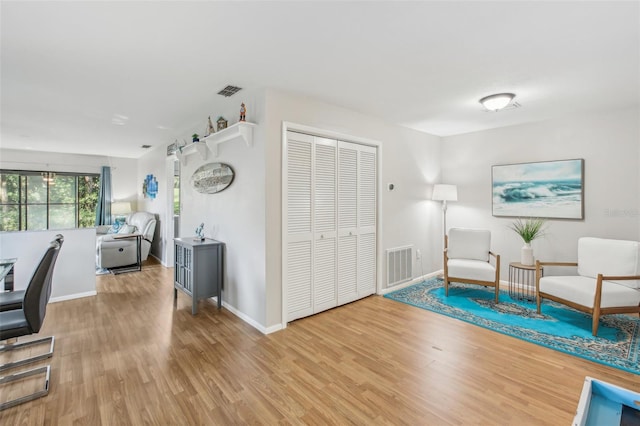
[492,159,584,219]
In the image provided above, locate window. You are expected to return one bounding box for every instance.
[0,170,100,231]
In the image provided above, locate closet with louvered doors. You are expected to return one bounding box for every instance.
[284,131,377,323]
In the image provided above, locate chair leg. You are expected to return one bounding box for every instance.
[444,279,449,296]
[536,296,541,314]
[592,309,600,337]
[0,336,54,372]
[494,286,499,303]
[0,365,50,411]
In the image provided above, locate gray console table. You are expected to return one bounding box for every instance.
[174,237,224,314]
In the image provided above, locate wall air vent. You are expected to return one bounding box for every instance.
[386,245,413,287]
[217,85,242,97]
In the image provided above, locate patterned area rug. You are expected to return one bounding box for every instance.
[385,278,639,375]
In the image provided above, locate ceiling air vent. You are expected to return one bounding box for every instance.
[217,85,242,97]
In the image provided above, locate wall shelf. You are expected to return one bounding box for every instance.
[176,142,208,165]
[204,121,256,157]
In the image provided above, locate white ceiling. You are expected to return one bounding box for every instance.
[1,1,638,159]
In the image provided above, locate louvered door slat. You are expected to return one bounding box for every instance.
[287,240,313,321]
[338,234,358,304]
[338,147,357,230]
[358,231,376,296]
[314,141,336,233]
[287,139,312,235]
[314,237,337,312]
[359,150,377,228]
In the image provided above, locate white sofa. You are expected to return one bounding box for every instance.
[536,237,640,336]
[96,212,156,269]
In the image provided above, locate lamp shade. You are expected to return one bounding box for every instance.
[111,201,131,215]
[479,93,515,111]
[432,184,458,201]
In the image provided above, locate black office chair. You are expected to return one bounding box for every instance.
[0,237,62,410]
[0,235,64,312]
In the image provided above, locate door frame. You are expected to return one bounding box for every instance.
[281,121,383,328]
[164,156,179,267]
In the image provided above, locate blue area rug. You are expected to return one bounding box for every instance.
[385,278,639,375]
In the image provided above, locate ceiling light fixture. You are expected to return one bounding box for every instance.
[479,93,515,112]
[41,172,56,184]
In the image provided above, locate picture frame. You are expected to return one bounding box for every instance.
[492,159,584,219]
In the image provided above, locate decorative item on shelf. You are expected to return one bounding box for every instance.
[190,162,235,194]
[216,116,228,131]
[143,174,158,199]
[167,140,178,156]
[239,103,246,122]
[194,223,205,241]
[192,133,200,143]
[509,217,546,266]
[206,116,215,136]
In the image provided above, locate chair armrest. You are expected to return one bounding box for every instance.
[489,251,500,281]
[536,261,578,267]
[96,225,111,235]
[599,274,640,281]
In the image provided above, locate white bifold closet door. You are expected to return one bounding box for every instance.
[285,131,376,323]
[337,141,377,304]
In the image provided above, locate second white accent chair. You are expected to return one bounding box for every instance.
[536,237,640,336]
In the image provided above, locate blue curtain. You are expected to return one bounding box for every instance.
[95,166,112,226]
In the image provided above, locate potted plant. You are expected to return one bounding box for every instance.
[192,133,200,142]
[509,218,546,266]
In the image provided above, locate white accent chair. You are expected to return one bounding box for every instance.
[96,212,157,269]
[535,237,640,336]
[444,228,501,303]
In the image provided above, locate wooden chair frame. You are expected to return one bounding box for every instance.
[535,261,640,336]
[443,236,501,303]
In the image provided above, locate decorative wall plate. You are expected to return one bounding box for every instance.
[190,162,234,194]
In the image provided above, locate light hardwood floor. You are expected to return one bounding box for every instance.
[1,263,638,425]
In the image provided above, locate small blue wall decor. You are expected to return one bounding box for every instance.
[143,174,158,199]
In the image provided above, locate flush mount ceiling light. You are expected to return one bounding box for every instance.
[479,93,516,112]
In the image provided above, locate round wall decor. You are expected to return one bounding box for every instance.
[190,162,234,194]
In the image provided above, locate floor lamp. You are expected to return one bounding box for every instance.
[432,184,458,247]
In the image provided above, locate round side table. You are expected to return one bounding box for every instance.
[508,262,541,302]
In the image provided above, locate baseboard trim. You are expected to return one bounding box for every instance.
[379,270,441,295]
[214,298,282,335]
[50,291,97,303]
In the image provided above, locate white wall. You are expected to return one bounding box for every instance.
[176,90,267,326]
[137,146,168,262]
[0,228,96,301]
[441,107,640,279]
[264,89,442,330]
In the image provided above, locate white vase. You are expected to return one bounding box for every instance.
[521,243,534,266]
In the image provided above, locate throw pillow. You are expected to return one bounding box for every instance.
[107,222,122,234]
[117,224,136,234]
